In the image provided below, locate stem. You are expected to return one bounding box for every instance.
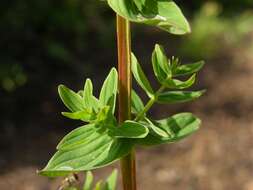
[116,15,137,190]
[134,86,166,122]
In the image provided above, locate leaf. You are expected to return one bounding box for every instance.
[152,44,171,83]
[131,90,145,114]
[174,61,205,76]
[62,109,96,122]
[157,113,201,140]
[102,170,118,190]
[96,106,112,123]
[39,124,133,177]
[107,0,190,35]
[109,121,149,139]
[83,171,93,190]
[99,68,118,114]
[136,113,201,146]
[131,53,154,97]
[157,90,205,104]
[143,118,170,138]
[163,74,196,89]
[58,85,85,112]
[94,180,103,190]
[83,79,94,109]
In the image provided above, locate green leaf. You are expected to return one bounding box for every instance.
[94,180,103,190]
[152,44,171,83]
[174,61,205,76]
[143,118,171,138]
[102,170,118,190]
[131,90,145,114]
[39,124,133,177]
[99,68,118,114]
[58,85,85,112]
[83,171,94,190]
[62,109,96,122]
[96,106,111,123]
[83,79,94,109]
[109,121,149,139]
[131,53,154,97]
[157,90,205,104]
[136,113,201,146]
[163,74,196,89]
[107,0,191,35]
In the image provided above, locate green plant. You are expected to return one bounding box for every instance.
[39,0,205,189]
[180,2,253,59]
[59,170,118,190]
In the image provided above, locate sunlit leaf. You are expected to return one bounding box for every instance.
[163,74,196,89]
[131,53,154,97]
[136,113,201,146]
[107,0,191,35]
[174,61,205,76]
[131,90,145,114]
[99,68,118,114]
[143,118,170,138]
[102,170,118,190]
[62,109,96,122]
[152,44,171,83]
[83,171,93,190]
[157,90,205,104]
[94,180,103,190]
[83,79,94,109]
[110,121,149,139]
[58,85,85,112]
[39,124,133,177]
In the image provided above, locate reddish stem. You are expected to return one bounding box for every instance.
[116,14,137,190]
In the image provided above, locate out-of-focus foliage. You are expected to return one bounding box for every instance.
[1,0,252,92]
[180,0,253,14]
[180,2,253,59]
[0,0,114,92]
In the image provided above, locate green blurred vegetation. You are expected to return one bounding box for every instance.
[180,2,253,59]
[0,0,115,92]
[0,0,252,91]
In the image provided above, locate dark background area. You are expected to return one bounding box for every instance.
[0,1,253,190]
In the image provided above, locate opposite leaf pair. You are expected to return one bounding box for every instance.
[39,44,205,177]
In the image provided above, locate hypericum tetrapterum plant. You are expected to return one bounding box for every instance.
[39,1,205,190]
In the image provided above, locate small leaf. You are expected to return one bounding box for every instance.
[152,44,171,83]
[83,171,93,190]
[107,0,191,35]
[62,109,96,122]
[94,180,103,190]
[143,118,170,138]
[39,124,133,177]
[96,106,111,123]
[174,61,205,76]
[157,113,201,140]
[131,90,145,114]
[131,53,154,97]
[99,68,118,114]
[136,113,201,146]
[163,74,196,89]
[110,121,149,139]
[83,79,94,109]
[58,85,85,112]
[102,170,118,190]
[157,90,205,104]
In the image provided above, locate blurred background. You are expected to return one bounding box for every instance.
[0,0,253,189]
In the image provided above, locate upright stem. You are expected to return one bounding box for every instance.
[116,15,137,190]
